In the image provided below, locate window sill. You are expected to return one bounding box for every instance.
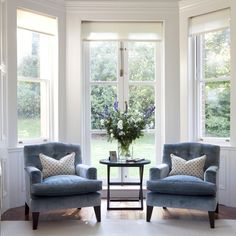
[199,138,230,146]
[17,139,50,147]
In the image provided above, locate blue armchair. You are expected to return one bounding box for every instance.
[24,142,102,230]
[146,142,220,228]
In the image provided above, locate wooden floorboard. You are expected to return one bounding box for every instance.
[1,200,236,221]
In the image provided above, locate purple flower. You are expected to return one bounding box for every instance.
[114,99,119,112]
[104,105,109,116]
[144,106,155,119]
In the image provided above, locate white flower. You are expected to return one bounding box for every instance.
[100,119,105,126]
[119,131,125,136]
[117,120,123,129]
[149,121,154,129]
[110,133,114,138]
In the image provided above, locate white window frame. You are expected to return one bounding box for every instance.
[16,13,57,145]
[192,29,231,143]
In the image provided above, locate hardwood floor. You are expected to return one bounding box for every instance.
[1,200,236,221]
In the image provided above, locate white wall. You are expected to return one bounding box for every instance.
[65,0,180,160]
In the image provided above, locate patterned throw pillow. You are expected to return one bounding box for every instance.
[39,152,75,178]
[169,154,206,179]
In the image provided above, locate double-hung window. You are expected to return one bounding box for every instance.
[190,9,231,141]
[82,22,163,182]
[17,9,57,143]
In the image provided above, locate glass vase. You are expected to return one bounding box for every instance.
[118,142,133,161]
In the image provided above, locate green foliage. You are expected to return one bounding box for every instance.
[18,118,40,140]
[129,85,155,128]
[205,81,230,137]
[90,41,117,81]
[203,29,230,137]
[128,42,155,81]
[17,30,41,122]
[18,55,40,78]
[91,85,117,129]
[204,29,230,79]
[17,81,40,119]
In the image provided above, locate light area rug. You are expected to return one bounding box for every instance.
[1,219,236,236]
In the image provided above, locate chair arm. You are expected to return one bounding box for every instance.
[76,164,97,180]
[24,166,42,184]
[149,163,170,180]
[204,166,218,184]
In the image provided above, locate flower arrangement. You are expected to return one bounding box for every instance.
[100,101,155,158]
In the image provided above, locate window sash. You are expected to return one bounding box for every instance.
[194,30,230,141]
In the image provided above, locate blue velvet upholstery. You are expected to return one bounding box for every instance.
[146,142,220,228]
[147,175,216,196]
[24,142,102,229]
[32,175,102,196]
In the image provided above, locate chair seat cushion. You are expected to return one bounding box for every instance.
[31,175,102,196]
[147,175,216,196]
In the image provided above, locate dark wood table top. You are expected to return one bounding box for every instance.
[99,158,150,167]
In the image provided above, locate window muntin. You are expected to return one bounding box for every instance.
[17,14,56,142]
[196,28,230,139]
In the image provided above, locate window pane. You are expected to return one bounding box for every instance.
[202,81,230,137]
[128,42,156,81]
[203,29,230,79]
[129,85,155,129]
[91,85,117,130]
[90,41,118,81]
[17,81,41,139]
[128,133,155,179]
[17,26,54,141]
[91,133,118,179]
[17,29,40,78]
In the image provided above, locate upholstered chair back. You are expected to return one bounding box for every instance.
[24,142,82,171]
[163,142,220,171]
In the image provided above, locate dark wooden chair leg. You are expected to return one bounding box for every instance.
[163,207,167,210]
[215,203,219,214]
[25,202,29,215]
[208,211,215,228]
[77,208,81,210]
[32,212,40,230]
[94,206,101,222]
[146,205,153,222]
